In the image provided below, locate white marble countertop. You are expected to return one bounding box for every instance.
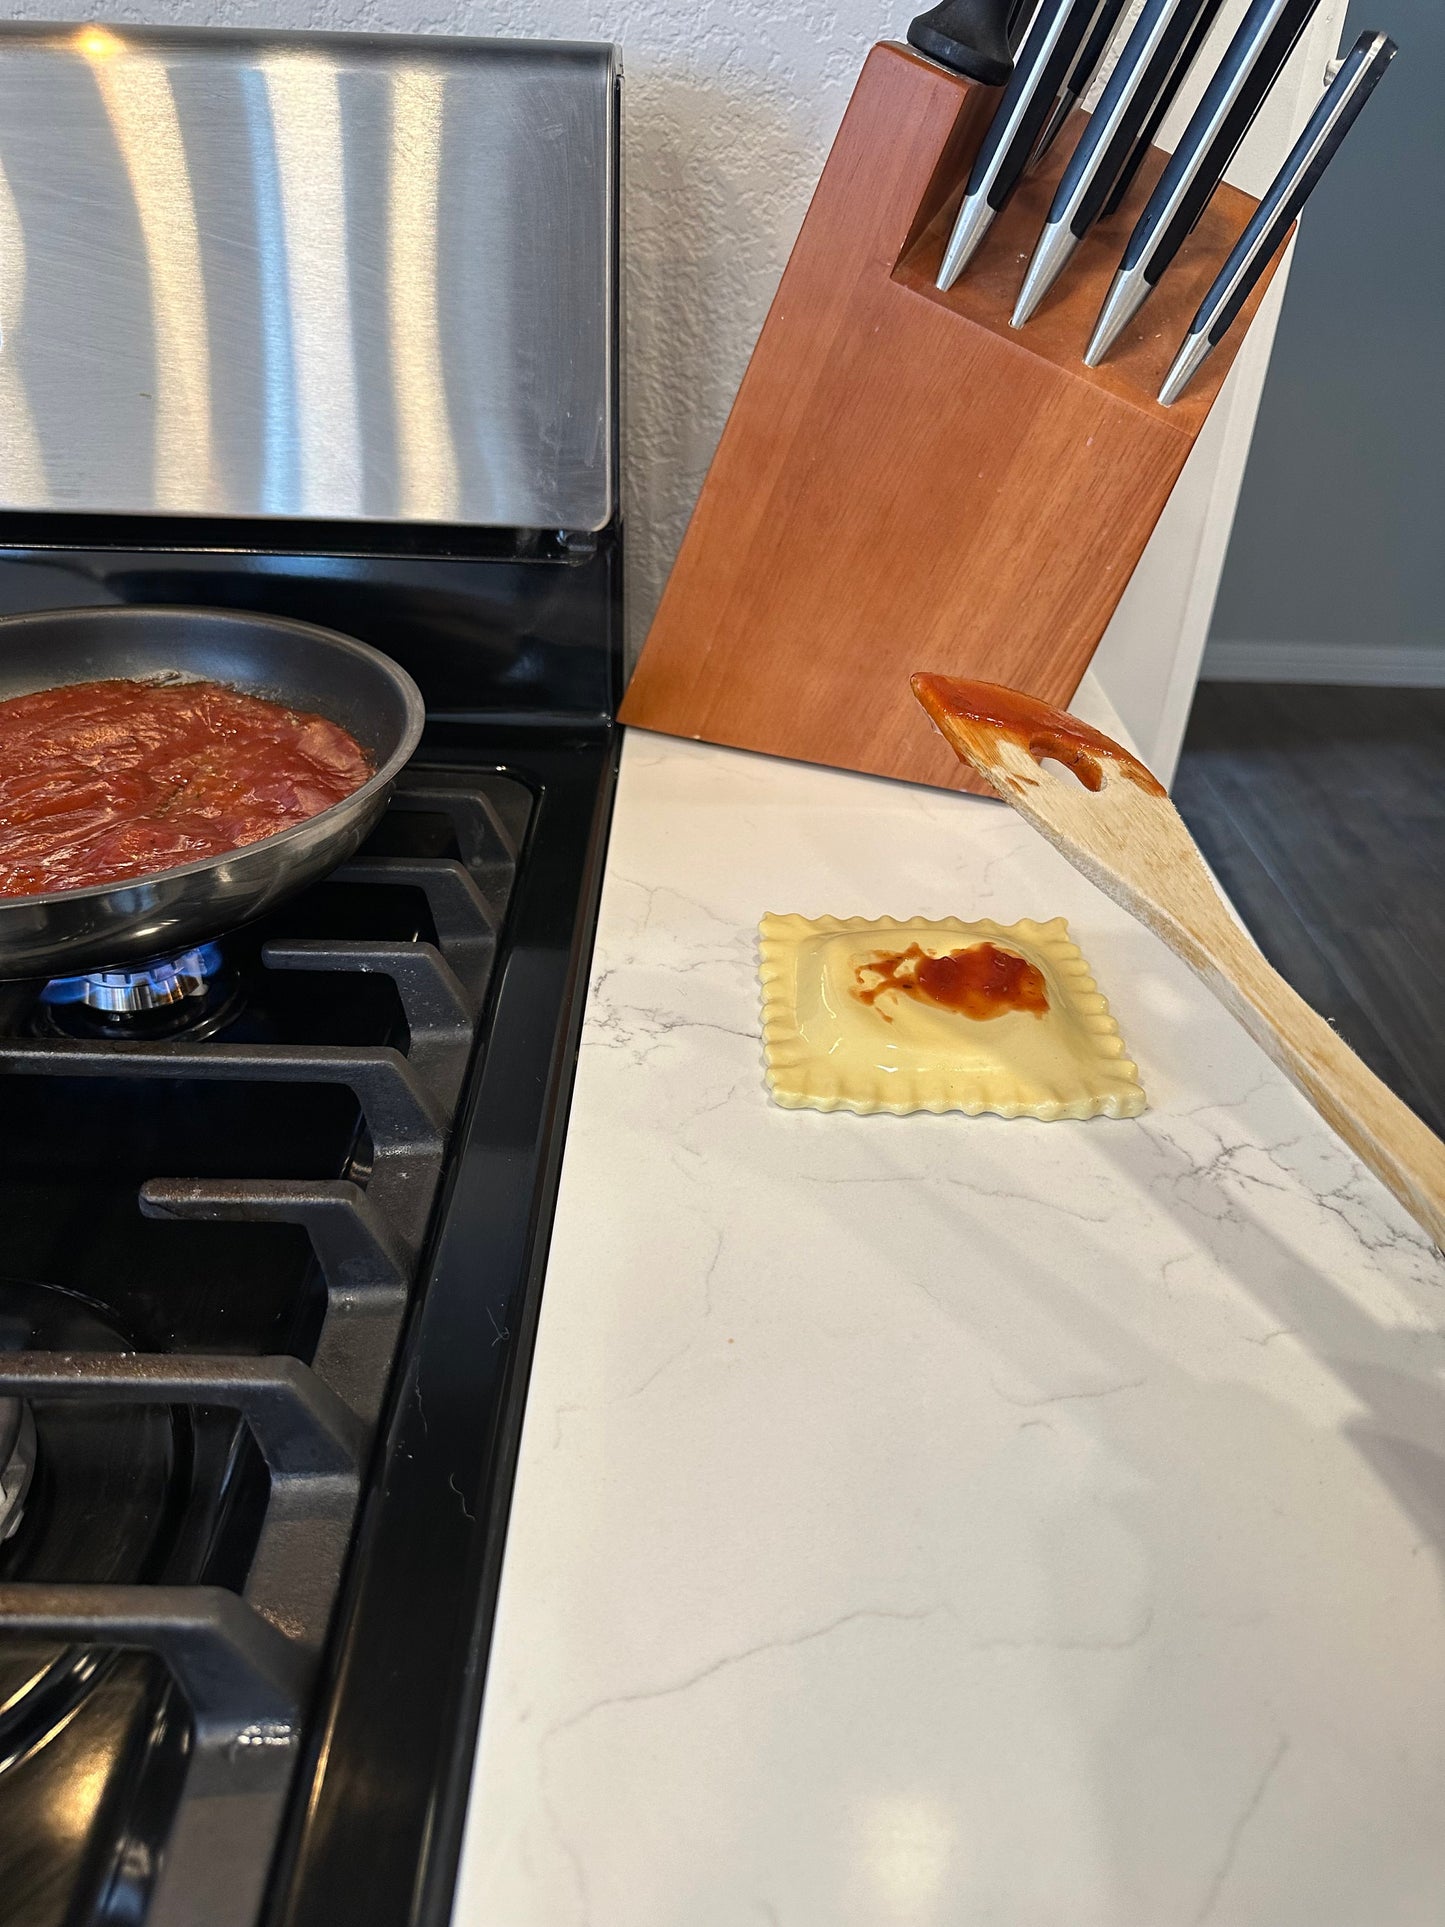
[454,727,1445,1927]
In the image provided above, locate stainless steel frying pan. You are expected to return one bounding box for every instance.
[0,605,426,980]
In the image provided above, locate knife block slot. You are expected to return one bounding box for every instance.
[621,39,1286,793]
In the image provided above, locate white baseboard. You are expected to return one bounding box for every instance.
[1201,640,1445,686]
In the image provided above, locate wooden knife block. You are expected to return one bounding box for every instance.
[621,40,1287,793]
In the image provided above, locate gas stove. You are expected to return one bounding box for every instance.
[0,23,621,1927]
[0,544,618,1927]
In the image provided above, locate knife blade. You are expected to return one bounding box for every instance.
[1159,28,1395,402]
[907,0,1020,87]
[1026,0,1132,174]
[1097,0,1227,218]
[1014,0,1222,325]
[937,0,1116,290]
[1085,0,1323,364]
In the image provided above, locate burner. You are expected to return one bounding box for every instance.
[0,1313,36,1549]
[41,942,225,1014]
[36,943,240,1041]
[0,1271,268,1927]
[0,1401,34,1543]
[0,1280,190,1784]
[0,1280,188,1594]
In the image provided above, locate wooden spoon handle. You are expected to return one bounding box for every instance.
[1188,915,1445,1248]
[910,673,1445,1249]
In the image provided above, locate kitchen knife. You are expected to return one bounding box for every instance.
[1159,28,1395,402]
[1026,0,1132,173]
[1098,0,1227,218]
[908,0,1020,86]
[1085,0,1323,364]
[1009,0,1044,40]
[937,0,1116,290]
[1014,0,1221,325]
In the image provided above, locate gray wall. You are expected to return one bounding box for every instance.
[1205,0,1445,680]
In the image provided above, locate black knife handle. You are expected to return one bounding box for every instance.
[1053,0,1219,239]
[1120,0,1323,282]
[1199,28,1395,344]
[1098,0,1227,219]
[968,0,1115,208]
[1063,0,1132,101]
[1009,0,1041,42]
[908,0,1018,86]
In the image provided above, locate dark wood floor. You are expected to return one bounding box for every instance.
[1172,682,1445,1140]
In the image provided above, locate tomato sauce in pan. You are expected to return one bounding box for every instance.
[0,677,373,898]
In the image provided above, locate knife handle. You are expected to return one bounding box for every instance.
[1052,0,1219,239]
[1120,0,1322,283]
[1098,0,1227,219]
[1009,0,1042,41]
[967,0,1116,208]
[1062,0,1132,104]
[1024,0,1130,174]
[1196,29,1395,345]
[907,0,1019,86]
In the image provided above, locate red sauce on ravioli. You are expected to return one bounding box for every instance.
[0,677,373,897]
[854,941,1049,1022]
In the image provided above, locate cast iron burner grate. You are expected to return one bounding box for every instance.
[0,767,530,1927]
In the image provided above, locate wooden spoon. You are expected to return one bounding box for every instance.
[913,673,1445,1249]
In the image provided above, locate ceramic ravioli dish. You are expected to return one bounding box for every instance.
[759,913,1146,1120]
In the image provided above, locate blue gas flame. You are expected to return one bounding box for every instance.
[41,943,225,1006]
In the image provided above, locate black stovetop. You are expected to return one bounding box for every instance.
[0,527,620,1927]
